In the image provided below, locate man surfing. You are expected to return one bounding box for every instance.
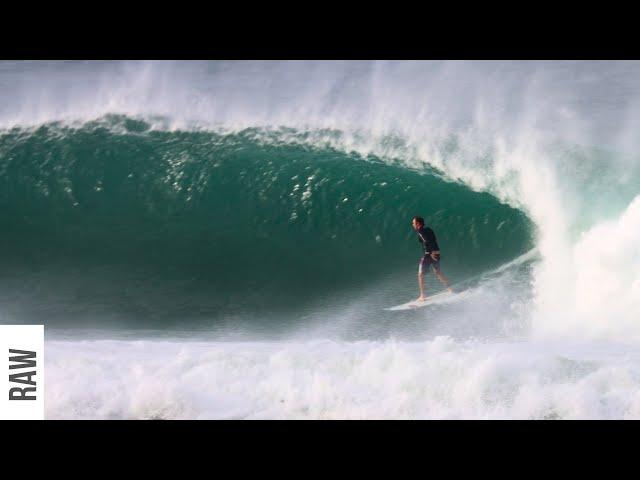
[412,216,453,302]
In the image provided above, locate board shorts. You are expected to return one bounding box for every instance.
[418,253,441,275]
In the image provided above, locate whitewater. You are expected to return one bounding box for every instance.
[1,60,640,419]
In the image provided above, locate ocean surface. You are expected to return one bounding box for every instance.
[1,61,639,418]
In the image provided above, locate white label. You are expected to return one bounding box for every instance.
[0,325,44,420]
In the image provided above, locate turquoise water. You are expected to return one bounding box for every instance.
[0,117,533,329]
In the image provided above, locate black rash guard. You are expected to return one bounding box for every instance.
[416,226,440,255]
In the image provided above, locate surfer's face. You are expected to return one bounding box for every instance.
[412,219,421,230]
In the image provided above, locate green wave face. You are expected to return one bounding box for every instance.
[0,118,534,327]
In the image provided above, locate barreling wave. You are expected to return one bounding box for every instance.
[0,116,534,328]
[5,61,640,419]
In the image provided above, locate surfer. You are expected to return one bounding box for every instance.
[412,216,453,301]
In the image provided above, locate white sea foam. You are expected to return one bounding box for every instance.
[45,338,640,419]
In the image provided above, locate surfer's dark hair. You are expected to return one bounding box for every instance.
[412,216,425,226]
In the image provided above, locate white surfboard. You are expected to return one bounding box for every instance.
[385,290,465,311]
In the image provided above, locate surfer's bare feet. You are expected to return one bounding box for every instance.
[448,287,454,293]
[416,295,426,302]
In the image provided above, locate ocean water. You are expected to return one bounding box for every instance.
[1,60,639,419]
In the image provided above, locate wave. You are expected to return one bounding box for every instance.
[1,61,640,342]
[0,117,533,328]
[4,61,640,420]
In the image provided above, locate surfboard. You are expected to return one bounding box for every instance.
[385,290,465,311]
